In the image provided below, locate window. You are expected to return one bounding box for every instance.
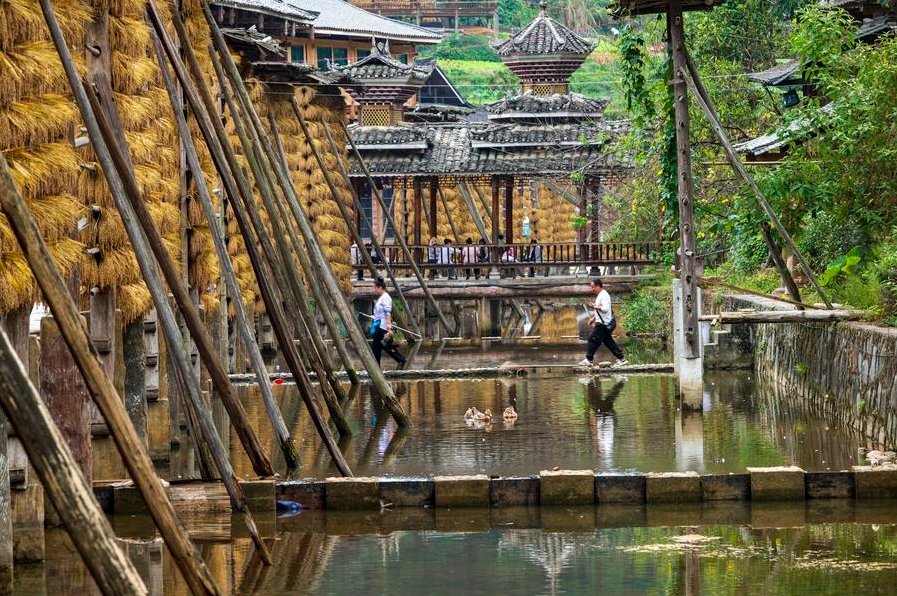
[290,45,304,63]
[397,54,408,64]
[357,48,370,60]
[317,46,349,69]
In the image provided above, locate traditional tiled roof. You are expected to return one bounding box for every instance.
[405,104,475,123]
[289,0,441,43]
[347,121,630,178]
[336,48,434,83]
[486,93,609,120]
[747,59,803,86]
[856,13,897,41]
[733,103,834,158]
[610,0,729,17]
[350,125,429,150]
[492,6,594,58]
[222,27,286,56]
[250,61,352,85]
[212,0,318,23]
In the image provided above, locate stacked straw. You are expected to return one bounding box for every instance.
[0,0,88,315]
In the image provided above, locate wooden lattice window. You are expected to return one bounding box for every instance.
[533,84,552,96]
[361,106,390,126]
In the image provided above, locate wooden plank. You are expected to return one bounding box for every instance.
[699,310,865,324]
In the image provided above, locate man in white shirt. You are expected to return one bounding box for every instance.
[371,277,406,368]
[579,278,627,368]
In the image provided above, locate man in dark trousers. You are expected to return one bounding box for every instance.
[579,278,627,368]
[371,277,406,368]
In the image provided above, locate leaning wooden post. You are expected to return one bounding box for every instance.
[457,182,491,241]
[340,119,454,334]
[148,5,352,474]
[0,154,220,595]
[0,331,148,596]
[680,52,831,307]
[204,48,352,437]
[40,2,272,563]
[437,186,462,243]
[151,33,299,469]
[0,408,11,594]
[761,222,803,306]
[82,84,274,478]
[319,119,424,340]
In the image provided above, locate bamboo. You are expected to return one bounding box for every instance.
[681,52,832,308]
[47,6,272,563]
[319,118,423,340]
[267,114,360,385]
[0,152,220,594]
[339,120,454,334]
[151,32,299,470]
[146,0,352,475]
[206,49,352,437]
[0,330,147,596]
[82,82,274,478]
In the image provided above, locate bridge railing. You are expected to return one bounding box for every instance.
[357,241,667,278]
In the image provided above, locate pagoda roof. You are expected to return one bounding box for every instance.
[486,93,609,121]
[492,5,594,59]
[335,46,435,83]
[346,120,629,179]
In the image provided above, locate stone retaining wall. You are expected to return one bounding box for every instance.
[729,296,897,446]
[275,466,897,511]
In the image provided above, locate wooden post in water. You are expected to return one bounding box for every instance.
[147,1,353,472]
[150,33,299,468]
[0,329,149,596]
[123,319,148,446]
[0,149,220,594]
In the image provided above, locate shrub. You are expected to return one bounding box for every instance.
[620,285,673,338]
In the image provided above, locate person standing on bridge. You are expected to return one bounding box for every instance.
[579,278,627,368]
[371,277,406,368]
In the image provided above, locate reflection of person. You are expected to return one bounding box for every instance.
[584,376,626,469]
[579,278,627,367]
[371,277,406,368]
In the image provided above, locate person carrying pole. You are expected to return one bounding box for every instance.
[371,277,407,368]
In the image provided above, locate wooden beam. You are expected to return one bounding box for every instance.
[456,182,490,241]
[700,310,864,324]
[504,177,513,243]
[428,177,438,240]
[437,185,461,243]
[761,222,803,307]
[491,177,500,243]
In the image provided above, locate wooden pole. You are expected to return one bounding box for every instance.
[473,182,493,220]
[267,114,360,386]
[340,121,454,334]
[668,0,701,358]
[0,153,220,595]
[205,49,352,437]
[0,408,11,594]
[45,4,272,563]
[457,182,490,241]
[438,186,461,243]
[414,178,423,255]
[151,32,299,470]
[82,83,273,478]
[319,120,424,340]
[699,310,863,324]
[146,2,352,475]
[504,177,513,243]
[680,52,832,308]
[491,177,500,243]
[0,331,148,596]
[428,177,438,240]
[761,222,803,307]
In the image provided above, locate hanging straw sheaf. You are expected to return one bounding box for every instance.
[4,143,81,199]
[0,238,82,312]
[112,91,162,130]
[111,55,158,96]
[25,193,83,245]
[117,282,152,324]
[0,41,76,108]
[108,15,150,52]
[0,94,80,149]
[0,0,90,53]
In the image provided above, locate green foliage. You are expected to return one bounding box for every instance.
[436,59,518,104]
[874,235,897,325]
[620,284,673,337]
[688,0,795,69]
[418,33,501,62]
[618,25,654,119]
[818,246,863,287]
[791,4,856,83]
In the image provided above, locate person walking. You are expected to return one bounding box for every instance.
[579,278,627,367]
[371,277,406,368]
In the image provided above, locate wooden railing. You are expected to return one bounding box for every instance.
[357,241,666,277]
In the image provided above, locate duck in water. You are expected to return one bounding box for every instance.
[502,406,518,421]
